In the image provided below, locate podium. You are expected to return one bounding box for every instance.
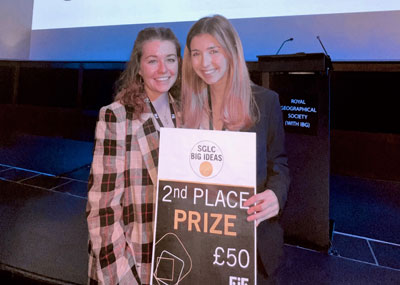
[249,53,331,250]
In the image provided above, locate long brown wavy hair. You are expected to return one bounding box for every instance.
[114,27,181,118]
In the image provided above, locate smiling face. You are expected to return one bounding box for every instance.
[139,40,179,101]
[190,33,229,89]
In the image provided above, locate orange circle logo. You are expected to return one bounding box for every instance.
[199,161,213,177]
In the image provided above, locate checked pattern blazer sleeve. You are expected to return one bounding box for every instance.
[86,101,160,285]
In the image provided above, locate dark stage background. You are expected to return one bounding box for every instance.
[1,59,399,181]
[1,59,400,284]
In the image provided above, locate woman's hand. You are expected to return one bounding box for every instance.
[243,189,279,226]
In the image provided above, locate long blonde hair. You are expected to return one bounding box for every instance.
[182,15,257,130]
[114,27,181,118]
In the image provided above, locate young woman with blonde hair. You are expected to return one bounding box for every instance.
[182,15,290,283]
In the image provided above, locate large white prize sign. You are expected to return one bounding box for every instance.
[151,128,257,285]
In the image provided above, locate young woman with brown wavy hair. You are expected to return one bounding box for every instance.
[87,27,181,285]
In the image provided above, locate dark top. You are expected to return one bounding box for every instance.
[248,84,290,276]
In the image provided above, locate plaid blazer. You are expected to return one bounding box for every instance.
[87,97,180,285]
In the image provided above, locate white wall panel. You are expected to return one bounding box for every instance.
[29,11,400,61]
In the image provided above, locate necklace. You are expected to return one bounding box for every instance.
[144,96,176,128]
[208,90,225,130]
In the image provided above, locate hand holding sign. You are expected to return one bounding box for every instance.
[244,189,279,226]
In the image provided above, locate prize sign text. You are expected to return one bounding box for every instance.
[152,180,255,285]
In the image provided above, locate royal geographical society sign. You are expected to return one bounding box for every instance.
[151,128,257,285]
[281,97,318,136]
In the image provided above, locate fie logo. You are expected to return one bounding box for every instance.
[229,276,249,285]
